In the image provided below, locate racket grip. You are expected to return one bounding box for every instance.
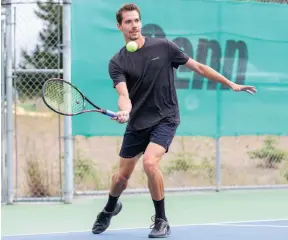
[104,110,118,118]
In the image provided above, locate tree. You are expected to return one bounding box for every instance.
[16,0,63,100]
[20,0,63,69]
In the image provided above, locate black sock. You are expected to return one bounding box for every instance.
[104,194,119,212]
[152,198,167,221]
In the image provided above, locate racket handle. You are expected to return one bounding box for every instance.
[104,110,118,118]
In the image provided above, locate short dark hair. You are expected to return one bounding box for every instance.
[116,3,141,25]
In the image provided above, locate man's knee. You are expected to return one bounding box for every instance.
[143,143,165,175]
[143,154,160,176]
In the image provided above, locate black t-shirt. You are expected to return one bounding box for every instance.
[109,37,189,130]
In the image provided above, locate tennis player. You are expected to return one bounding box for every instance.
[92,3,257,238]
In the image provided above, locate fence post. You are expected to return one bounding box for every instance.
[215,1,223,193]
[215,89,221,191]
[1,7,7,204]
[5,0,14,204]
[63,0,73,204]
[215,138,221,191]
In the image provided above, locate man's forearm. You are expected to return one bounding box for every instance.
[197,64,235,88]
[185,58,235,88]
[118,95,132,113]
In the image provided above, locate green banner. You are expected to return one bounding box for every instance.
[71,0,288,137]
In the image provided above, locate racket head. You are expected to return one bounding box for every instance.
[42,78,85,116]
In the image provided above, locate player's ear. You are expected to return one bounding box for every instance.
[117,23,122,31]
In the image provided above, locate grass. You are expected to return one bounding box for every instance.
[248,136,288,168]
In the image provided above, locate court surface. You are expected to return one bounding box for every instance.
[2,219,288,240]
[2,190,288,240]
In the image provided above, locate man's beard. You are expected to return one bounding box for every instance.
[128,32,140,41]
[129,36,139,41]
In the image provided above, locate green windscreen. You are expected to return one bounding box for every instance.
[71,0,288,137]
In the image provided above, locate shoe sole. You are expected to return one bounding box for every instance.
[148,234,171,238]
[148,226,171,238]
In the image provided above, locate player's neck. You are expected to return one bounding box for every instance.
[135,35,145,49]
[126,35,145,49]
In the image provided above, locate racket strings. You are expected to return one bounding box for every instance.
[43,80,84,115]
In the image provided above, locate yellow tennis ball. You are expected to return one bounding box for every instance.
[126,41,138,52]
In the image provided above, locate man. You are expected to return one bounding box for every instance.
[92,3,257,238]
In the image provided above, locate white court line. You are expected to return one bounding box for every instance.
[211,224,288,228]
[2,218,288,237]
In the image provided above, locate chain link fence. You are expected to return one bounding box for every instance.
[2,0,64,202]
[220,136,288,187]
[73,135,288,196]
[1,0,288,203]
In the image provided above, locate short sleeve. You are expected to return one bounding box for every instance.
[109,59,126,88]
[167,40,189,69]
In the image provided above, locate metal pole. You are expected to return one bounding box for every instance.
[13,5,19,201]
[215,138,220,191]
[57,0,63,199]
[5,0,14,204]
[1,8,7,204]
[215,2,223,192]
[63,0,73,204]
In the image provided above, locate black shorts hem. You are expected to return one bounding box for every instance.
[149,140,170,153]
[119,151,144,159]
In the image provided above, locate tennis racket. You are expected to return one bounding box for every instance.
[42,78,117,118]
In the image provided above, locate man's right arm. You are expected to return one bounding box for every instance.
[115,82,132,113]
[109,58,131,123]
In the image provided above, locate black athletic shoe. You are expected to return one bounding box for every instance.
[148,216,171,238]
[92,201,122,234]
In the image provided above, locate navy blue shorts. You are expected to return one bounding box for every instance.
[119,117,179,158]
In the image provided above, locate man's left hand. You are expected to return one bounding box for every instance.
[231,83,257,95]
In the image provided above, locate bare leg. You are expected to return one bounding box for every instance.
[110,153,141,197]
[103,153,142,212]
[92,153,142,234]
[143,143,167,218]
